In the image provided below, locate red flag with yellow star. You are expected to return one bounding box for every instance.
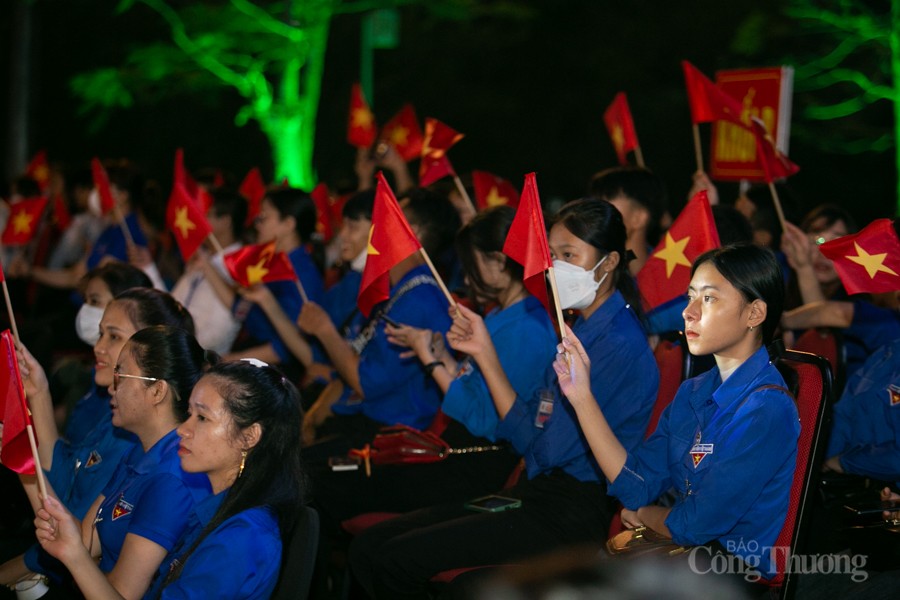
[91,158,117,215]
[310,182,334,243]
[1,329,36,475]
[502,173,552,315]
[1,197,48,246]
[173,148,213,214]
[603,93,640,166]
[751,119,800,182]
[637,190,720,310]
[166,182,212,261]
[239,167,267,227]
[24,150,50,194]
[818,219,900,295]
[472,171,519,210]
[223,241,297,288]
[348,83,378,149]
[419,118,464,187]
[682,61,745,127]
[357,172,422,317]
[379,104,424,162]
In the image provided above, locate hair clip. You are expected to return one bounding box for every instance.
[240,357,269,368]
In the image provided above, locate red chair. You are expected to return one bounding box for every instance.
[790,327,845,397]
[758,342,834,600]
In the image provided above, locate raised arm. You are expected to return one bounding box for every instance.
[299,302,362,395]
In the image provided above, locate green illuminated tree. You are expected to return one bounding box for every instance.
[784,0,900,214]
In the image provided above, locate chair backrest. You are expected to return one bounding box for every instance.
[765,343,834,600]
[271,505,320,600]
[790,327,846,396]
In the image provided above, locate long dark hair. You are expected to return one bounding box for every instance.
[692,244,785,344]
[112,287,195,335]
[80,262,153,298]
[161,361,304,591]
[552,198,645,323]
[455,206,523,301]
[125,326,218,421]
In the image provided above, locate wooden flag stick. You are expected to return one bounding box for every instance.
[26,424,48,499]
[418,248,459,316]
[113,205,135,247]
[767,181,788,234]
[206,232,225,256]
[545,266,568,342]
[295,279,309,304]
[452,175,478,215]
[2,280,21,344]
[692,124,704,173]
[633,146,646,169]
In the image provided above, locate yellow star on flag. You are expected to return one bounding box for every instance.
[352,108,373,128]
[653,232,692,278]
[173,206,196,239]
[366,224,380,256]
[246,259,270,286]
[846,241,898,279]
[390,126,409,146]
[12,211,34,235]
[486,186,507,207]
[611,124,625,153]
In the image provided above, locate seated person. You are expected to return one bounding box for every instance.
[560,244,798,580]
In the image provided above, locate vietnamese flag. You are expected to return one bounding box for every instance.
[310,182,334,243]
[681,61,746,127]
[379,104,424,162]
[223,241,297,288]
[166,182,212,262]
[91,158,117,215]
[502,173,552,315]
[818,219,900,295]
[1,197,48,246]
[1,329,36,475]
[239,168,267,227]
[472,171,519,210]
[603,92,640,166]
[24,150,50,194]
[52,195,72,231]
[357,172,422,317]
[637,190,720,311]
[173,149,213,214]
[347,83,378,149]
[419,118,464,187]
[750,119,800,182]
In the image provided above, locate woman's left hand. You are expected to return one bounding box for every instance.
[34,496,86,565]
[620,508,644,529]
[552,324,592,407]
[385,323,433,361]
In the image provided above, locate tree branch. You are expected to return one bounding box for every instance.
[802,68,896,101]
[804,96,868,120]
[787,4,888,44]
[230,0,306,42]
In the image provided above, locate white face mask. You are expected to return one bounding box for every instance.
[75,303,105,346]
[553,255,608,310]
[87,189,103,216]
[350,247,368,273]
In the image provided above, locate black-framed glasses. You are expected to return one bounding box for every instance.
[113,366,160,391]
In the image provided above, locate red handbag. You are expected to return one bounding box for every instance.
[369,425,451,465]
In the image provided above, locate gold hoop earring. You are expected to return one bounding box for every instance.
[238,450,247,478]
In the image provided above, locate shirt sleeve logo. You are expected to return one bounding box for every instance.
[889,384,900,407]
[112,497,134,521]
[690,443,714,468]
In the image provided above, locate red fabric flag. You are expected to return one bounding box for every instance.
[681,61,746,127]
[223,241,297,287]
[750,119,800,182]
[24,150,50,194]
[239,168,267,227]
[603,93,640,166]
[379,104,424,162]
[310,183,334,243]
[818,219,900,295]
[0,329,36,475]
[173,149,213,214]
[637,190,720,311]
[348,83,378,149]
[502,173,552,314]
[472,171,520,210]
[1,197,49,246]
[0,257,5,282]
[166,182,213,262]
[212,170,225,188]
[357,172,422,317]
[91,158,117,215]
[419,118,464,187]
[52,194,72,231]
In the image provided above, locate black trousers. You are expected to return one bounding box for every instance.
[348,470,614,600]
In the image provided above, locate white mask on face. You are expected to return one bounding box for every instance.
[75,304,105,346]
[350,247,368,273]
[553,255,608,310]
[87,189,102,216]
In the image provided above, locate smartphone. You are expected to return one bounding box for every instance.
[844,499,900,516]
[379,313,401,328]
[328,456,361,472]
[464,494,522,513]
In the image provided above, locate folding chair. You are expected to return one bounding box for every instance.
[759,341,834,600]
[271,505,321,600]
[790,327,845,397]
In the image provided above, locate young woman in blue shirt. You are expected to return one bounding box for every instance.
[35,360,305,600]
[557,244,799,580]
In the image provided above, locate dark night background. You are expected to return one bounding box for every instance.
[1,0,896,223]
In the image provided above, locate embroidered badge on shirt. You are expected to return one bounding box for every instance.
[111,497,134,521]
[889,384,900,407]
[690,443,714,468]
[85,450,102,468]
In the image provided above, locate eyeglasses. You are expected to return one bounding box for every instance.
[113,366,160,391]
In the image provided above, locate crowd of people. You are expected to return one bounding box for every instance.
[0,147,897,600]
